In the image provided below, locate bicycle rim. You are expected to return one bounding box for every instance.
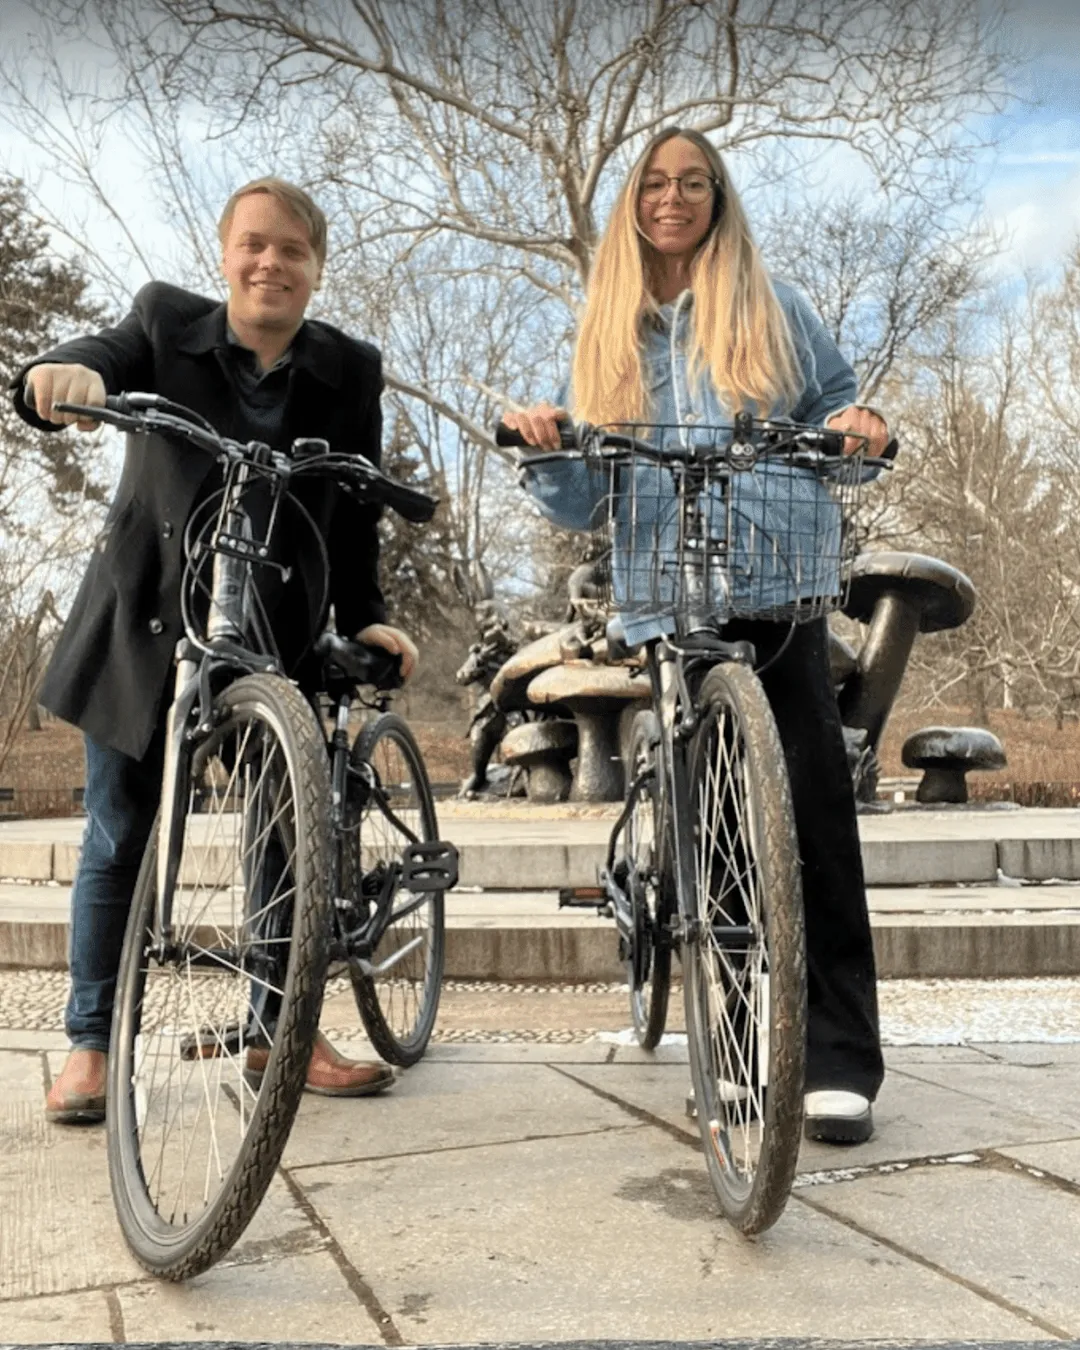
[107,675,331,1279]
[348,712,444,1066]
[682,661,806,1235]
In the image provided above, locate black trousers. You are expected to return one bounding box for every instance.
[723,615,884,1100]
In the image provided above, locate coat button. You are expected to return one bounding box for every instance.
[162,521,174,539]
[149,618,164,635]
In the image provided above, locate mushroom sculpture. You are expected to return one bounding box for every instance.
[902,726,1006,804]
[838,553,976,787]
[489,628,569,714]
[500,720,579,802]
[525,663,652,801]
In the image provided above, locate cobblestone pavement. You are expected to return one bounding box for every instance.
[3,968,1079,1044]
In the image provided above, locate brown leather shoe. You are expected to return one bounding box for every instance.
[45,1048,107,1124]
[246,1031,395,1098]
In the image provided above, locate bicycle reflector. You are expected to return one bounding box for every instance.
[401,840,459,892]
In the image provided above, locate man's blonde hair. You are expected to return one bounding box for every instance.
[571,127,801,424]
[218,177,328,267]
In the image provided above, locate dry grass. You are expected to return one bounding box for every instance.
[6,702,1080,810]
[879,706,1080,783]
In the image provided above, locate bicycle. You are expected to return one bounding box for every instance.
[53,392,457,1279]
[499,411,872,1235]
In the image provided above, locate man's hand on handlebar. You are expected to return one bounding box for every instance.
[25,364,106,431]
[825,405,889,458]
[499,403,568,451]
[356,623,418,681]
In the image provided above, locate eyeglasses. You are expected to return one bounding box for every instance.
[639,172,717,204]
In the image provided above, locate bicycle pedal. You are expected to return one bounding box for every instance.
[559,885,608,912]
[401,840,459,891]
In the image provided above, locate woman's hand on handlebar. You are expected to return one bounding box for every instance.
[500,403,568,451]
[825,405,889,457]
[355,623,419,681]
[25,364,106,431]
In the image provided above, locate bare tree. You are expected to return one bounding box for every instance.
[0,0,1014,604]
[875,309,1080,726]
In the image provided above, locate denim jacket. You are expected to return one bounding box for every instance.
[522,282,862,642]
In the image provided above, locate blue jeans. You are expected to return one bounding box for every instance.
[66,726,165,1051]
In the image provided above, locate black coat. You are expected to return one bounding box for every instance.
[11,281,387,760]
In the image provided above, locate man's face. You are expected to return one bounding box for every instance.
[221,192,322,333]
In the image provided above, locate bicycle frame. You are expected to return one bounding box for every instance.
[598,442,761,958]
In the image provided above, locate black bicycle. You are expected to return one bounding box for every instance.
[54,392,457,1279]
[500,412,872,1234]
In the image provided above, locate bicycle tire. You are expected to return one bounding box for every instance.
[681,660,806,1235]
[348,712,445,1066]
[623,710,675,1048]
[107,674,332,1280]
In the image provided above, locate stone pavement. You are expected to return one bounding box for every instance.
[2,980,1080,1344]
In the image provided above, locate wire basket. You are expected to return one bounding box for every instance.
[555,422,867,632]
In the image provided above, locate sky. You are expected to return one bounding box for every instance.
[979,0,1080,270]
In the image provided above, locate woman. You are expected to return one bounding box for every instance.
[503,127,889,1145]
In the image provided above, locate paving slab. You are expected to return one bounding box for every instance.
[802,1162,1080,1336]
[973,1041,1080,1063]
[887,1060,1080,1133]
[0,1048,332,1306]
[292,1130,1043,1343]
[277,1060,635,1171]
[116,1250,383,1344]
[0,1288,116,1343]
[998,1138,1080,1186]
[0,1051,142,1301]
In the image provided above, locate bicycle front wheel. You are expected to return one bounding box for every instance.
[108,674,332,1280]
[348,712,445,1066]
[681,661,806,1235]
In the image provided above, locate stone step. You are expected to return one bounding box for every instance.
[4,883,1079,980]
[4,806,1080,887]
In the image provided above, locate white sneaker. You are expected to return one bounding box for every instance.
[804,1089,873,1144]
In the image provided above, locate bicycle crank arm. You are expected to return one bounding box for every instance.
[351,933,426,977]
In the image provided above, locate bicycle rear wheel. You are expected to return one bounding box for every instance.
[348,712,445,1066]
[621,710,674,1048]
[107,674,332,1279]
[681,660,806,1235]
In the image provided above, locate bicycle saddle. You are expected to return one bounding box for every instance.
[314,631,404,690]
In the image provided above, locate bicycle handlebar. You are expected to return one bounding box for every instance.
[494,415,887,469]
[51,395,438,524]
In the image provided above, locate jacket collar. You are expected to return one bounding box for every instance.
[176,301,343,388]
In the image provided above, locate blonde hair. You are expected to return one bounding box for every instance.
[218,177,328,268]
[571,128,801,424]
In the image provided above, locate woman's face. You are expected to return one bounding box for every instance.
[636,136,717,261]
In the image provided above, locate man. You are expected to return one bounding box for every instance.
[12,177,417,1122]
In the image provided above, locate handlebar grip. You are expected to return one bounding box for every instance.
[495,422,529,448]
[381,478,438,525]
[495,420,578,450]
